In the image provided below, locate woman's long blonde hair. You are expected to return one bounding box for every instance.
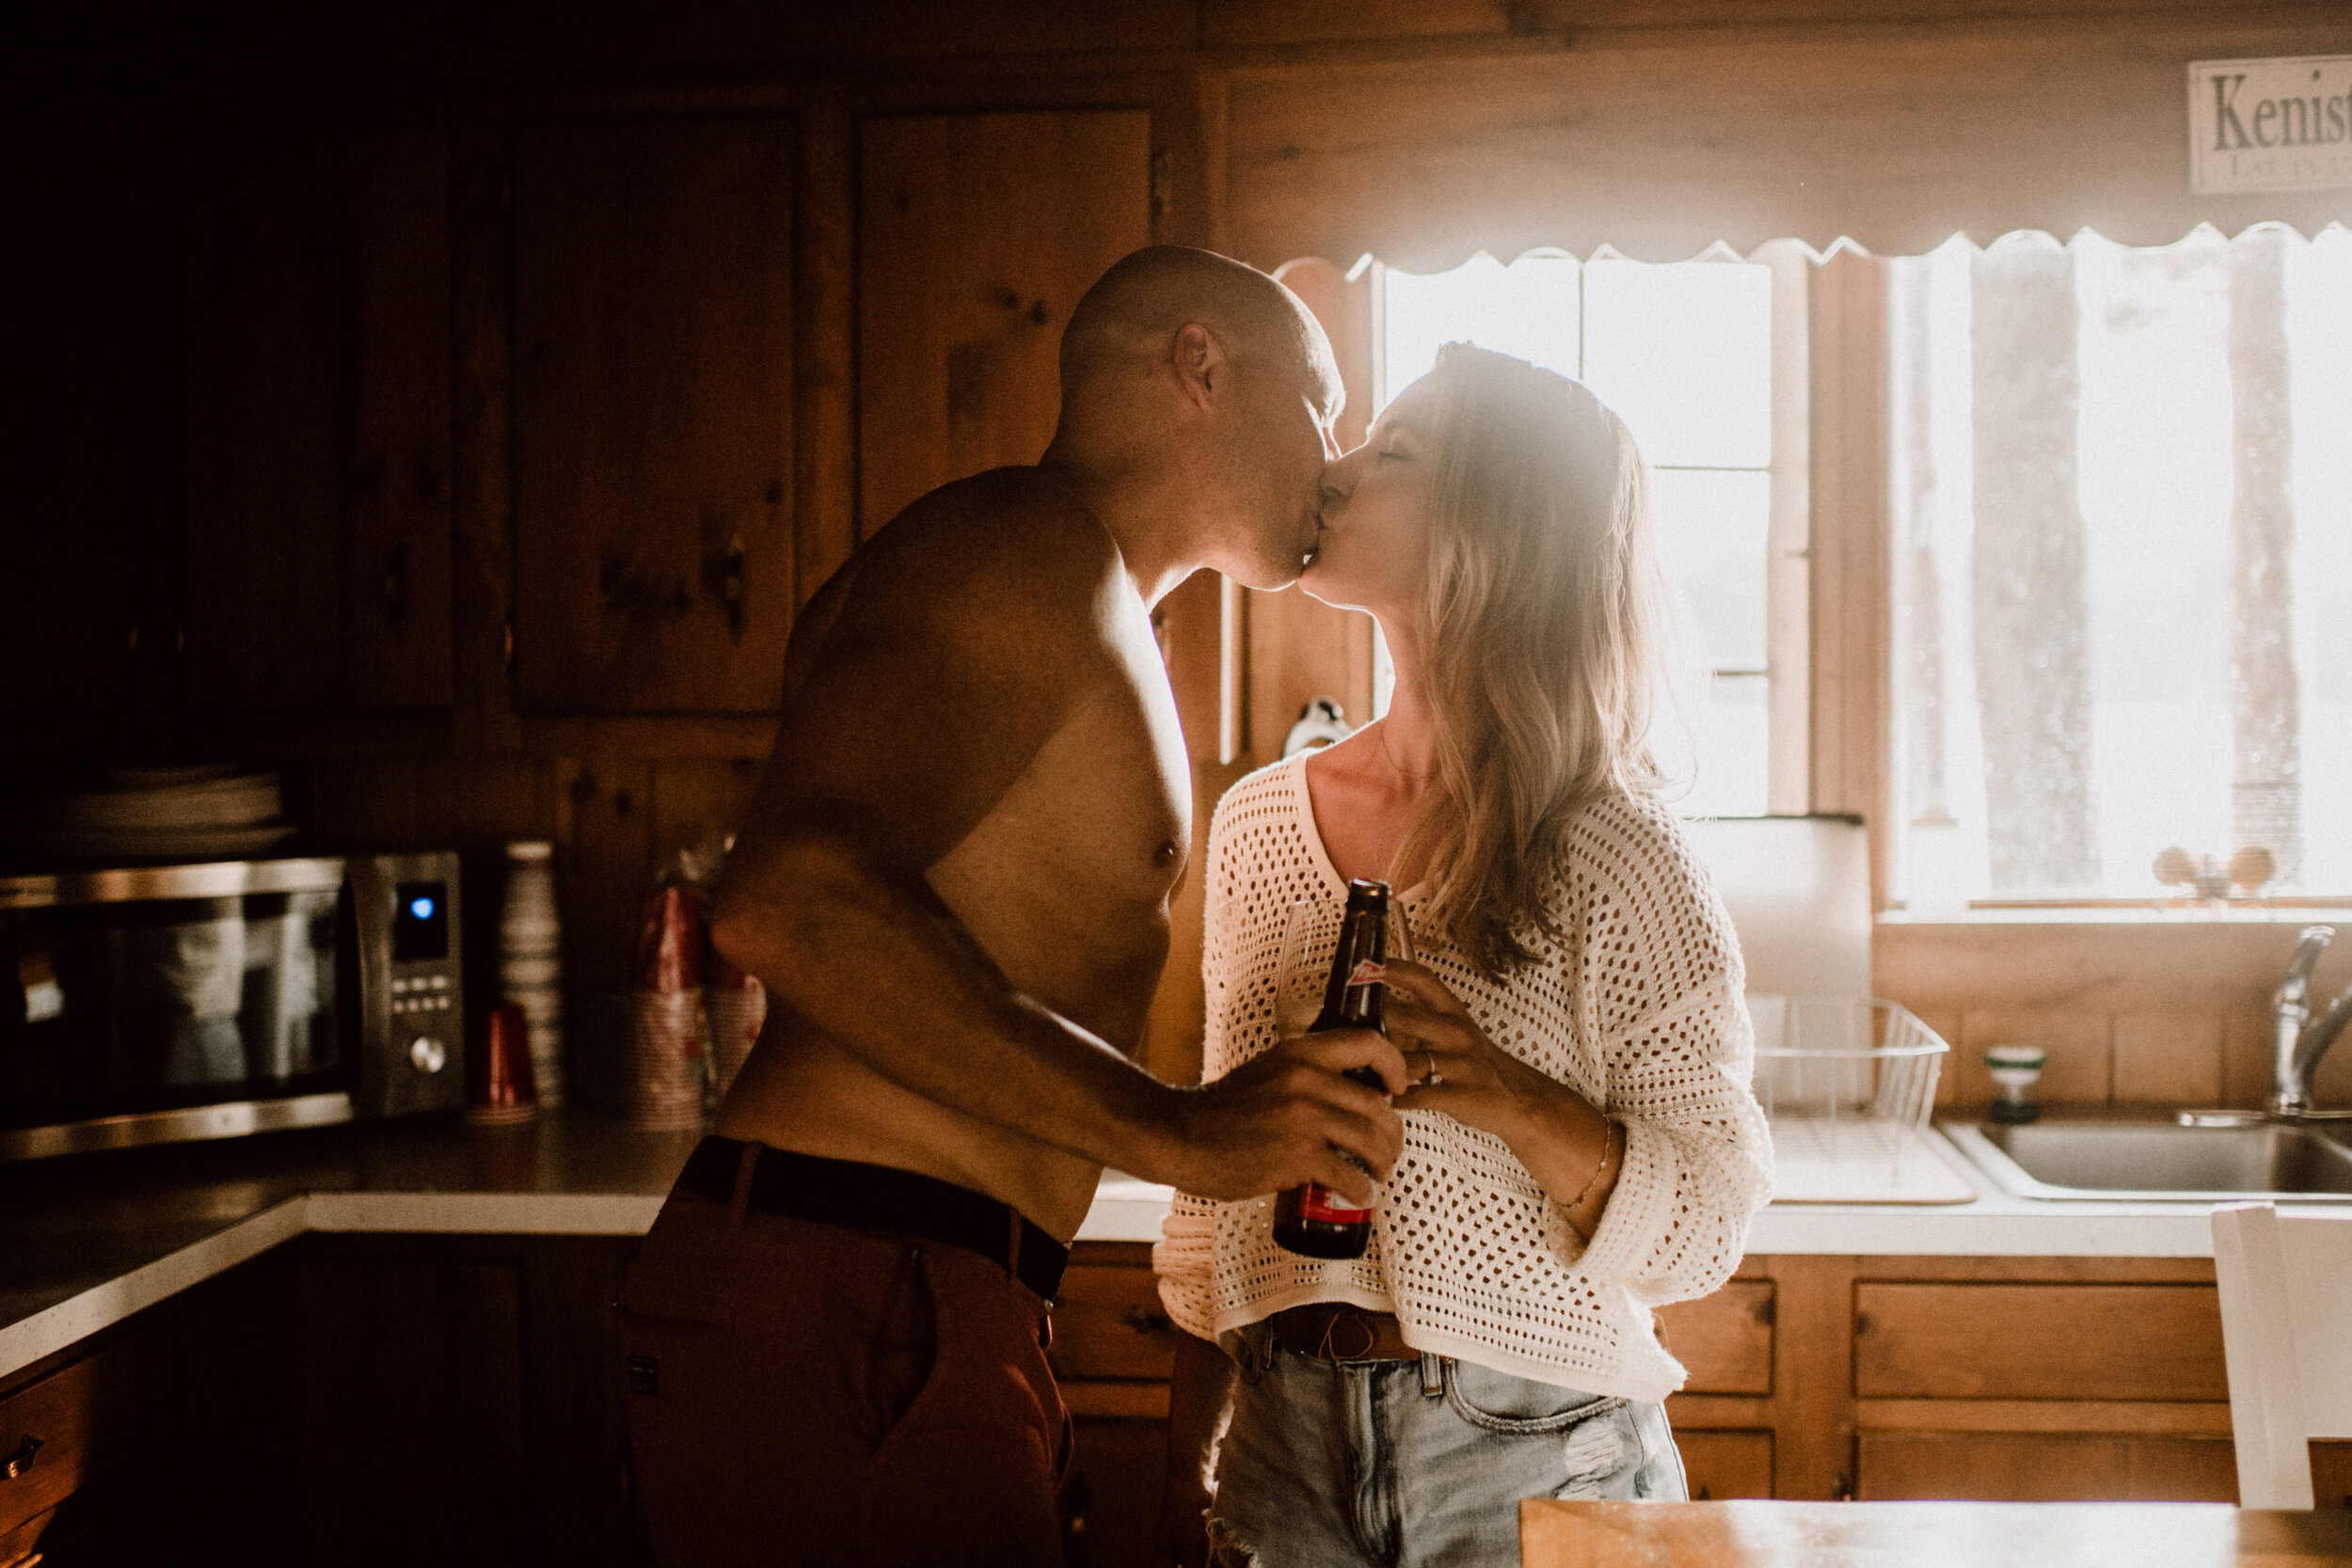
[1399,343,1666,977]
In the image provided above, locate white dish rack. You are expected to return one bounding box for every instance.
[1749,995,1971,1204]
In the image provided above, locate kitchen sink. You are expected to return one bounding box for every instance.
[1940,1118,2352,1202]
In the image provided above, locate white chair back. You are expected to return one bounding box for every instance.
[2210,1201,2352,1509]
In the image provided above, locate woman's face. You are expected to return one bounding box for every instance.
[1301,380,1439,621]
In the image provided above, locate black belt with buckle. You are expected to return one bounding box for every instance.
[675,1136,1069,1304]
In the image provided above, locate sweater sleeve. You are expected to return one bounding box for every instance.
[1554,800,1773,1307]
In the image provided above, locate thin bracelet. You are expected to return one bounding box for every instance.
[1566,1118,1622,1212]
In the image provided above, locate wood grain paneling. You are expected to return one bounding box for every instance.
[1855,1431,2238,1503]
[346,132,454,710]
[183,136,342,708]
[513,115,796,715]
[1678,1429,1775,1501]
[1224,13,2352,272]
[294,1250,529,1562]
[1807,246,1890,910]
[2111,1008,2225,1108]
[1064,1416,1169,1568]
[1762,1255,1858,1500]
[0,1341,134,1539]
[1852,1283,2228,1402]
[1954,1008,2112,1108]
[1658,1280,1775,1397]
[1049,1261,1184,1383]
[857,111,1152,537]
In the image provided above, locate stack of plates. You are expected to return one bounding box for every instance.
[30,766,298,862]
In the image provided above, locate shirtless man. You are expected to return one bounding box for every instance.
[617,246,1410,1567]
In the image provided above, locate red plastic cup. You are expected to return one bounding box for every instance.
[468,1002,539,1125]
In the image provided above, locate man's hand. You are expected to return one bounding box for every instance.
[1148,1031,1410,1204]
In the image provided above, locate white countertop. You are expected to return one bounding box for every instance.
[6,1113,2343,1383]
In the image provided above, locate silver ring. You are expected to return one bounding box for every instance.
[1418,1049,1441,1086]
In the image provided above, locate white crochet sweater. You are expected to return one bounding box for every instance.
[1153,754,1772,1403]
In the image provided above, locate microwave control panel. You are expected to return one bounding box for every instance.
[350,850,466,1118]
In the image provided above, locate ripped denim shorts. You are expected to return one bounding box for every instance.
[1204,1320,1686,1568]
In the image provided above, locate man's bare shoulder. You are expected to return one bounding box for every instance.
[843,467,1127,649]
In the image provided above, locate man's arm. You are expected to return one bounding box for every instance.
[711,489,1406,1199]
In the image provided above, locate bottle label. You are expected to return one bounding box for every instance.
[1296,1181,1372,1225]
[1345,960,1386,989]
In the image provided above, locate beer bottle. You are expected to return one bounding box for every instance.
[1272,879,1391,1260]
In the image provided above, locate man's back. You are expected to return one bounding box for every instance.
[714,467,1190,1238]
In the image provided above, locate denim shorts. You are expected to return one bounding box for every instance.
[1206,1322,1686,1567]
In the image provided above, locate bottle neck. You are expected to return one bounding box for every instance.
[1312,900,1388,1032]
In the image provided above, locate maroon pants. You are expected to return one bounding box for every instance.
[618,1186,1070,1566]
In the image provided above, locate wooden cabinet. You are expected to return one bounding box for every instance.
[0,1340,137,1568]
[856,111,1152,538]
[511,116,797,716]
[182,133,453,711]
[109,1233,644,1568]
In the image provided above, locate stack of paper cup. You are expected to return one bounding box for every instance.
[501,841,564,1108]
[706,952,766,1108]
[631,884,708,1131]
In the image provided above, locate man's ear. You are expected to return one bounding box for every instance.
[1168,322,1226,411]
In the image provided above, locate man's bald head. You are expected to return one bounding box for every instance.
[1045,246,1343,594]
[1058,245,1336,406]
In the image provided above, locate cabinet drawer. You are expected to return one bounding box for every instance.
[0,1340,135,1538]
[1677,1429,1774,1500]
[1049,1265,1182,1382]
[1853,1283,2226,1402]
[1657,1280,1774,1395]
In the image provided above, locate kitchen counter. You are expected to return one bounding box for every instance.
[4,1113,2343,1382]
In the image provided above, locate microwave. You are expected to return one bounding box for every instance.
[1,851,467,1161]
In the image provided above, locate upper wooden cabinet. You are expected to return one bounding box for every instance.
[856,111,1151,538]
[511,116,795,716]
[182,133,453,710]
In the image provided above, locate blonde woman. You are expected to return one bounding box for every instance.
[1152,345,1772,1568]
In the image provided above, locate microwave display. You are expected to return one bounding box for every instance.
[393,882,450,963]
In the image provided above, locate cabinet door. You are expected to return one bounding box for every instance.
[857,111,1152,537]
[513,116,795,714]
[183,133,453,709]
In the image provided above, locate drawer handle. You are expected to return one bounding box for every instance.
[1120,1306,1173,1337]
[3,1435,41,1481]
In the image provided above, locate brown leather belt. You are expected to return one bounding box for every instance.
[1268,1303,1421,1362]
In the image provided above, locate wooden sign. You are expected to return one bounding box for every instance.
[2188,56,2352,195]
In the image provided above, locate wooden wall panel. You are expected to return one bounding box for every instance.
[1875,919,2352,1111]
[0,114,170,716]
[183,137,343,708]
[1223,13,2352,273]
[856,111,1152,537]
[512,115,796,715]
[1205,0,1513,46]
[346,132,454,710]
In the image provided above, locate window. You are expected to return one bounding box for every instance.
[1888,223,2352,907]
[1373,246,1795,817]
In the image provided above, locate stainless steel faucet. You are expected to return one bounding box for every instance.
[2272,925,2352,1117]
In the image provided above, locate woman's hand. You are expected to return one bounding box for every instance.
[1381,959,1561,1144]
[1382,960,1622,1237]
